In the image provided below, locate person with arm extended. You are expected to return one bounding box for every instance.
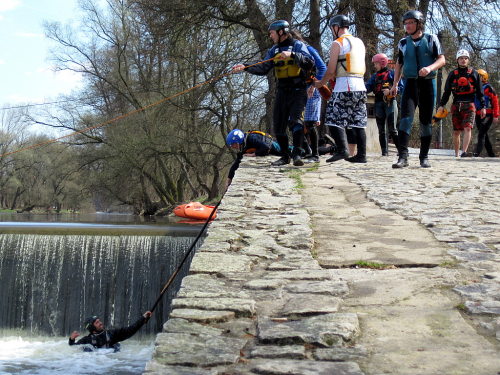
[232,20,314,167]
[69,311,152,351]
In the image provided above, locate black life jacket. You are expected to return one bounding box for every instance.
[90,330,112,348]
[451,68,474,95]
[374,69,391,94]
[244,131,273,153]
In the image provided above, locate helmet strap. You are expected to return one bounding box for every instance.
[332,25,340,39]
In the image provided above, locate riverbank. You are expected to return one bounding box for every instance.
[144,153,500,375]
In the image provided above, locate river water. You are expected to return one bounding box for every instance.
[0,213,204,375]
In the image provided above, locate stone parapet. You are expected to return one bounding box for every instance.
[144,157,366,375]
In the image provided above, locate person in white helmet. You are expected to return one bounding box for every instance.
[437,49,486,157]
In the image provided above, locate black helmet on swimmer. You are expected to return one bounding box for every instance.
[85,316,98,332]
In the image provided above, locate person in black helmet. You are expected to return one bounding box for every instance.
[232,20,315,167]
[69,311,152,350]
[389,9,445,169]
[314,14,368,163]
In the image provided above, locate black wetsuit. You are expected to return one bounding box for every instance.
[69,315,148,349]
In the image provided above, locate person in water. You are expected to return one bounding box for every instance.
[69,311,152,350]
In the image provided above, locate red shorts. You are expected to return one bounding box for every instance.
[452,102,475,131]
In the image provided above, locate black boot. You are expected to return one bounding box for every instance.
[346,127,367,163]
[305,121,319,159]
[326,126,349,162]
[419,135,432,168]
[392,131,410,168]
[272,135,291,166]
[291,128,305,166]
[390,131,399,156]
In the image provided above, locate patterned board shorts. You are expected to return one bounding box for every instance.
[324,91,367,129]
[452,102,475,131]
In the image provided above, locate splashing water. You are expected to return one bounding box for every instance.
[0,334,155,375]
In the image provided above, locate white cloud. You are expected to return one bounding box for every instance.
[16,31,44,38]
[54,69,82,84]
[0,0,21,12]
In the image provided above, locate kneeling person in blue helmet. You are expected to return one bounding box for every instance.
[232,20,314,167]
[225,129,282,190]
[69,311,152,350]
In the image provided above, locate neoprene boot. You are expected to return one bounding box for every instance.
[485,134,495,157]
[271,135,291,166]
[305,121,319,158]
[346,127,367,163]
[390,131,400,156]
[419,135,432,168]
[291,128,305,166]
[326,126,349,162]
[392,131,410,168]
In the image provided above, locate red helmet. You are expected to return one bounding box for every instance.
[372,53,389,68]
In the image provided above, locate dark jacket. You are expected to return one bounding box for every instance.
[245,37,314,88]
[69,315,147,349]
[440,66,485,108]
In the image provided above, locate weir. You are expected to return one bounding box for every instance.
[0,231,201,337]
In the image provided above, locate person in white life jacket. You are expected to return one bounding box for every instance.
[365,53,403,156]
[313,14,368,164]
[69,312,152,351]
[231,20,314,167]
[437,49,485,157]
[390,10,446,168]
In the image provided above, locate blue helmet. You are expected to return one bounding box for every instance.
[226,129,245,146]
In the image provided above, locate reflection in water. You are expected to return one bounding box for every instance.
[0,212,185,224]
[0,232,201,374]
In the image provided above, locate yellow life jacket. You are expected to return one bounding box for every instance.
[335,35,366,78]
[273,45,301,79]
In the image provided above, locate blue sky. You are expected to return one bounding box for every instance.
[0,0,82,107]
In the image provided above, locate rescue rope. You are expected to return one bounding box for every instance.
[148,195,224,314]
[0,57,278,159]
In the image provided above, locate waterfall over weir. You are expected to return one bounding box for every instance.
[0,233,200,337]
